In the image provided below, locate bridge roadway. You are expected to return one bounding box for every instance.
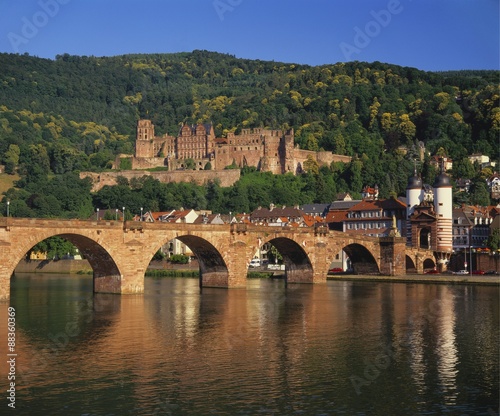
[0,217,435,300]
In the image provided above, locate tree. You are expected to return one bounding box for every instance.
[452,157,476,180]
[3,144,20,174]
[470,179,490,206]
[486,227,500,251]
[267,244,283,264]
[303,155,319,175]
[184,158,196,170]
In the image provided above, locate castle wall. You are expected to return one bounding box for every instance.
[132,157,168,169]
[80,169,241,192]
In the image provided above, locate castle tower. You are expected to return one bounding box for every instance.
[281,128,295,174]
[406,168,424,246]
[433,167,453,270]
[136,120,155,158]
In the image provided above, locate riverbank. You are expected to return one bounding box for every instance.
[327,273,500,286]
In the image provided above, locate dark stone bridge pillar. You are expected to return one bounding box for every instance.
[379,237,407,275]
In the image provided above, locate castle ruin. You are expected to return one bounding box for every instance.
[130,119,351,174]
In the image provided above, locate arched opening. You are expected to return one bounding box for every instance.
[13,234,121,294]
[419,228,431,249]
[263,237,313,283]
[406,255,417,274]
[342,243,379,275]
[247,241,285,279]
[423,258,436,272]
[150,235,228,287]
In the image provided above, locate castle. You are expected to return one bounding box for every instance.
[130,119,352,174]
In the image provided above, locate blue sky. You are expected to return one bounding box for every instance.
[0,0,498,71]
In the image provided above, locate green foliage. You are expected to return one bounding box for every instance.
[119,158,132,170]
[470,179,491,206]
[30,236,78,259]
[153,250,166,261]
[169,254,190,264]
[3,144,20,174]
[486,227,500,251]
[0,52,497,216]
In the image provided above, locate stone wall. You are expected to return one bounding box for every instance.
[15,259,92,274]
[80,169,241,192]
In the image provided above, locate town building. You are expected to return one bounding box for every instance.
[141,209,199,257]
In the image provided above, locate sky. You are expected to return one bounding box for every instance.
[0,0,498,72]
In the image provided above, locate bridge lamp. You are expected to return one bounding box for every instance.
[6,200,9,217]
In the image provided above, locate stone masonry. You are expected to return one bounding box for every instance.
[0,217,411,300]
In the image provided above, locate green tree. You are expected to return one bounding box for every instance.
[470,179,490,206]
[486,227,500,251]
[3,144,20,174]
[303,155,319,175]
[184,158,196,170]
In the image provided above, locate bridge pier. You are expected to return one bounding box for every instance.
[379,237,407,275]
[0,273,10,301]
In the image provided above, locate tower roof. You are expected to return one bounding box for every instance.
[433,172,452,188]
[407,174,423,190]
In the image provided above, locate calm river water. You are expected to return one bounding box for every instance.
[1,274,498,415]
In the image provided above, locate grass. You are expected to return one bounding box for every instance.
[0,172,19,195]
[146,269,199,278]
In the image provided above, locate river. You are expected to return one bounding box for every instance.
[1,274,498,415]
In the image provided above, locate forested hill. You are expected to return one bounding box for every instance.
[1,51,498,165]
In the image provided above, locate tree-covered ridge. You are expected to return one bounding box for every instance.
[0,51,498,219]
[1,50,498,160]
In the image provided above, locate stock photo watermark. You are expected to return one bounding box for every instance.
[7,0,71,53]
[339,0,405,61]
[213,0,243,21]
[6,307,17,409]
[8,293,114,407]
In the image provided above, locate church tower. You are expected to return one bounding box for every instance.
[136,120,155,158]
[433,165,453,269]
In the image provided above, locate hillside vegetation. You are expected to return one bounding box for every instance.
[0,50,498,218]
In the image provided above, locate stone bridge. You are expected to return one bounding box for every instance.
[0,218,435,300]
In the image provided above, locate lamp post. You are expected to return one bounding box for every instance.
[115,208,118,221]
[140,207,143,221]
[123,207,125,222]
[96,208,99,221]
[6,200,9,217]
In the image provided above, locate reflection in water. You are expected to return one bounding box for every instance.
[0,275,498,415]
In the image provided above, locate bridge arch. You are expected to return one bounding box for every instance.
[139,230,233,287]
[423,257,436,271]
[406,255,417,273]
[8,232,122,294]
[262,236,314,283]
[342,243,380,274]
[175,235,228,286]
